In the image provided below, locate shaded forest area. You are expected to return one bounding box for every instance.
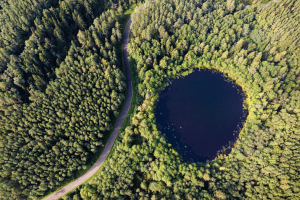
[0,0,111,105]
[64,0,300,199]
[0,0,133,199]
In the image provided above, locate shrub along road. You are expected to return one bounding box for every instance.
[43,18,133,200]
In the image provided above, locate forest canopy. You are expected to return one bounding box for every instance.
[63,0,300,199]
[1,0,300,199]
[0,0,129,199]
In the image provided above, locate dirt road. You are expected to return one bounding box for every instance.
[43,18,133,200]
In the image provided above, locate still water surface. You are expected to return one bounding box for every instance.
[155,70,246,163]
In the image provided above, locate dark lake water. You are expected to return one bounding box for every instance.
[155,70,246,163]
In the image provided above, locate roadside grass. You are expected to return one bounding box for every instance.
[125,3,136,15]
[42,6,137,200]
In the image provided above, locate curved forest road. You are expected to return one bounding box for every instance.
[43,18,133,200]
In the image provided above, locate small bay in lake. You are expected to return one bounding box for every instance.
[155,70,247,163]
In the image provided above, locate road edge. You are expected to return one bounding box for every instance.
[43,18,133,200]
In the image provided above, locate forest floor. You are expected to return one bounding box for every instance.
[42,13,134,200]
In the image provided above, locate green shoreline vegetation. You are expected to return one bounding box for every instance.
[1,0,300,199]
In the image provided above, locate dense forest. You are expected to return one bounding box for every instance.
[0,0,108,105]
[62,0,300,199]
[0,0,299,199]
[0,0,130,199]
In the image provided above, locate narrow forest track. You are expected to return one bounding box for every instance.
[43,18,133,200]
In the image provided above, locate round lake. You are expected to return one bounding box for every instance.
[155,70,246,163]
